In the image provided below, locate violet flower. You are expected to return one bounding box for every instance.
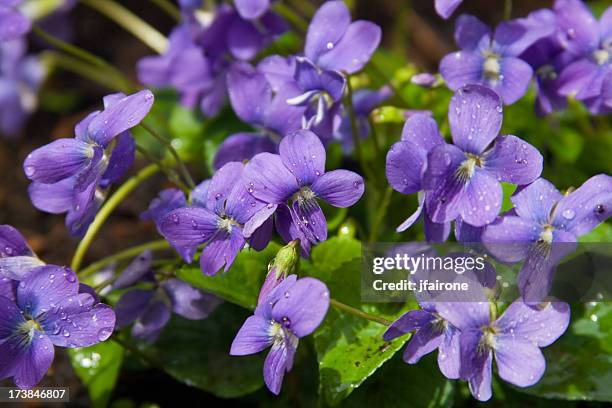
[440,14,554,104]
[140,188,188,227]
[214,58,305,169]
[334,85,392,152]
[0,224,44,280]
[0,0,30,41]
[556,1,612,114]
[24,90,154,236]
[386,113,451,241]
[0,265,116,389]
[114,251,220,342]
[242,129,365,255]
[422,85,543,227]
[436,300,570,401]
[0,39,45,136]
[159,162,273,276]
[482,175,612,301]
[231,274,329,395]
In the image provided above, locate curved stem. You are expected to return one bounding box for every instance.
[81,0,168,54]
[79,239,171,278]
[71,164,161,272]
[330,299,391,326]
[43,51,127,92]
[140,123,196,189]
[135,145,190,192]
[368,186,393,243]
[149,0,181,21]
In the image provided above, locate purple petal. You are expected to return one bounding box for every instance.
[17,266,79,318]
[23,139,93,184]
[554,0,598,56]
[557,59,599,98]
[386,141,426,195]
[159,207,219,263]
[493,11,556,57]
[316,20,381,74]
[113,250,153,289]
[435,301,490,330]
[271,277,330,337]
[511,178,562,225]
[423,211,452,242]
[458,169,502,227]
[0,224,32,257]
[227,18,265,61]
[199,228,246,276]
[0,277,16,303]
[279,129,326,187]
[235,0,269,20]
[496,300,570,347]
[140,188,187,225]
[289,199,328,247]
[463,332,493,401]
[493,337,545,387]
[422,144,466,224]
[493,57,533,105]
[0,331,54,390]
[552,174,612,236]
[448,85,503,154]
[249,215,274,251]
[115,289,154,328]
[243,204,277,238]
[190,180,210,208]
[275,205,312,256]
[264,337,296,395]
[131,299,171,342]
[28,179,74,214]
[439,51,484,92]
[87,90,154,146]
[227,62,271,124]
[482,216,541,262]
[0,7,30,41]
[65,178,102,238]
[0,255,44,280]
[230,315,273,355]
[0,295,22,339]
[100,132,135,188]
[438,328,461,379]
[383,309,435,341]
[304,1,351,62]
[402,323,443,364]
[214,132,277,170]
[484,135,543,185]
[454,14,491,51]
[243,153,298,203]
[41,295,116,348]
[293,58,346,102]
[397,195,424,233]
[162,278,221,319]
[401,113,445,150]
[206,161,244,213]
[435,0,462,19]
[311,169,364,208]
[454,216,483,243]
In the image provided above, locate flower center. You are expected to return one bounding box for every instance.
[292,186,317,208]
[537,64,558,81]
[431,316,448,334]
[477,326,497,355]
[482,53,502,84]
[593,49,610,66]
[218,217,238,233]
[539,224,554,244]
[456,153,484,183]
[268,320,299,347]
[17,319,42,342]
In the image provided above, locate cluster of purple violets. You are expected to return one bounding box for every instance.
[0,225,116,388]
[439,0,612,114]
[22,90,154,237]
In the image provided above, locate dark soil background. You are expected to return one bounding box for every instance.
[0,1,581,407]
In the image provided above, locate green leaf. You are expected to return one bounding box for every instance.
[521,303,612,401]
[68,341,124,408]
[144,303,265,398]
[177,243,280,309]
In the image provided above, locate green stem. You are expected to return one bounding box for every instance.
[345,78,377,184]
[330,299,391,326]
[71,164,161,272]
[135,145,190,192]
[42,51,126,92]
[273,2,308,32]
[368,186,393,243]
[81,0,168,54]
[140,123,196,189]
[504,0,513,20]
[149,0,181,21]
[79,239,171,278]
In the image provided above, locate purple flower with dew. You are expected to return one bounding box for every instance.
[386,113,452,242]
[422,85,543,228]
[555,1,612,114]
[231,275,329,395]
[138,25,228,117]
[214,58,305,169]
[333,85,392,153]
[434,0,463,20]
[288,1,381,130]
[0,225,44,280]
[159,162,273,276]
[114,251,221,342]
[242,129,365,256]
[436,300,570,401]
[24,90,153,236]
[482,175,612,302]
[0,0,30,41]
[0,39,45,136]
[440,14,554,104]
[140,188,187,228]
[0,265,116,389]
